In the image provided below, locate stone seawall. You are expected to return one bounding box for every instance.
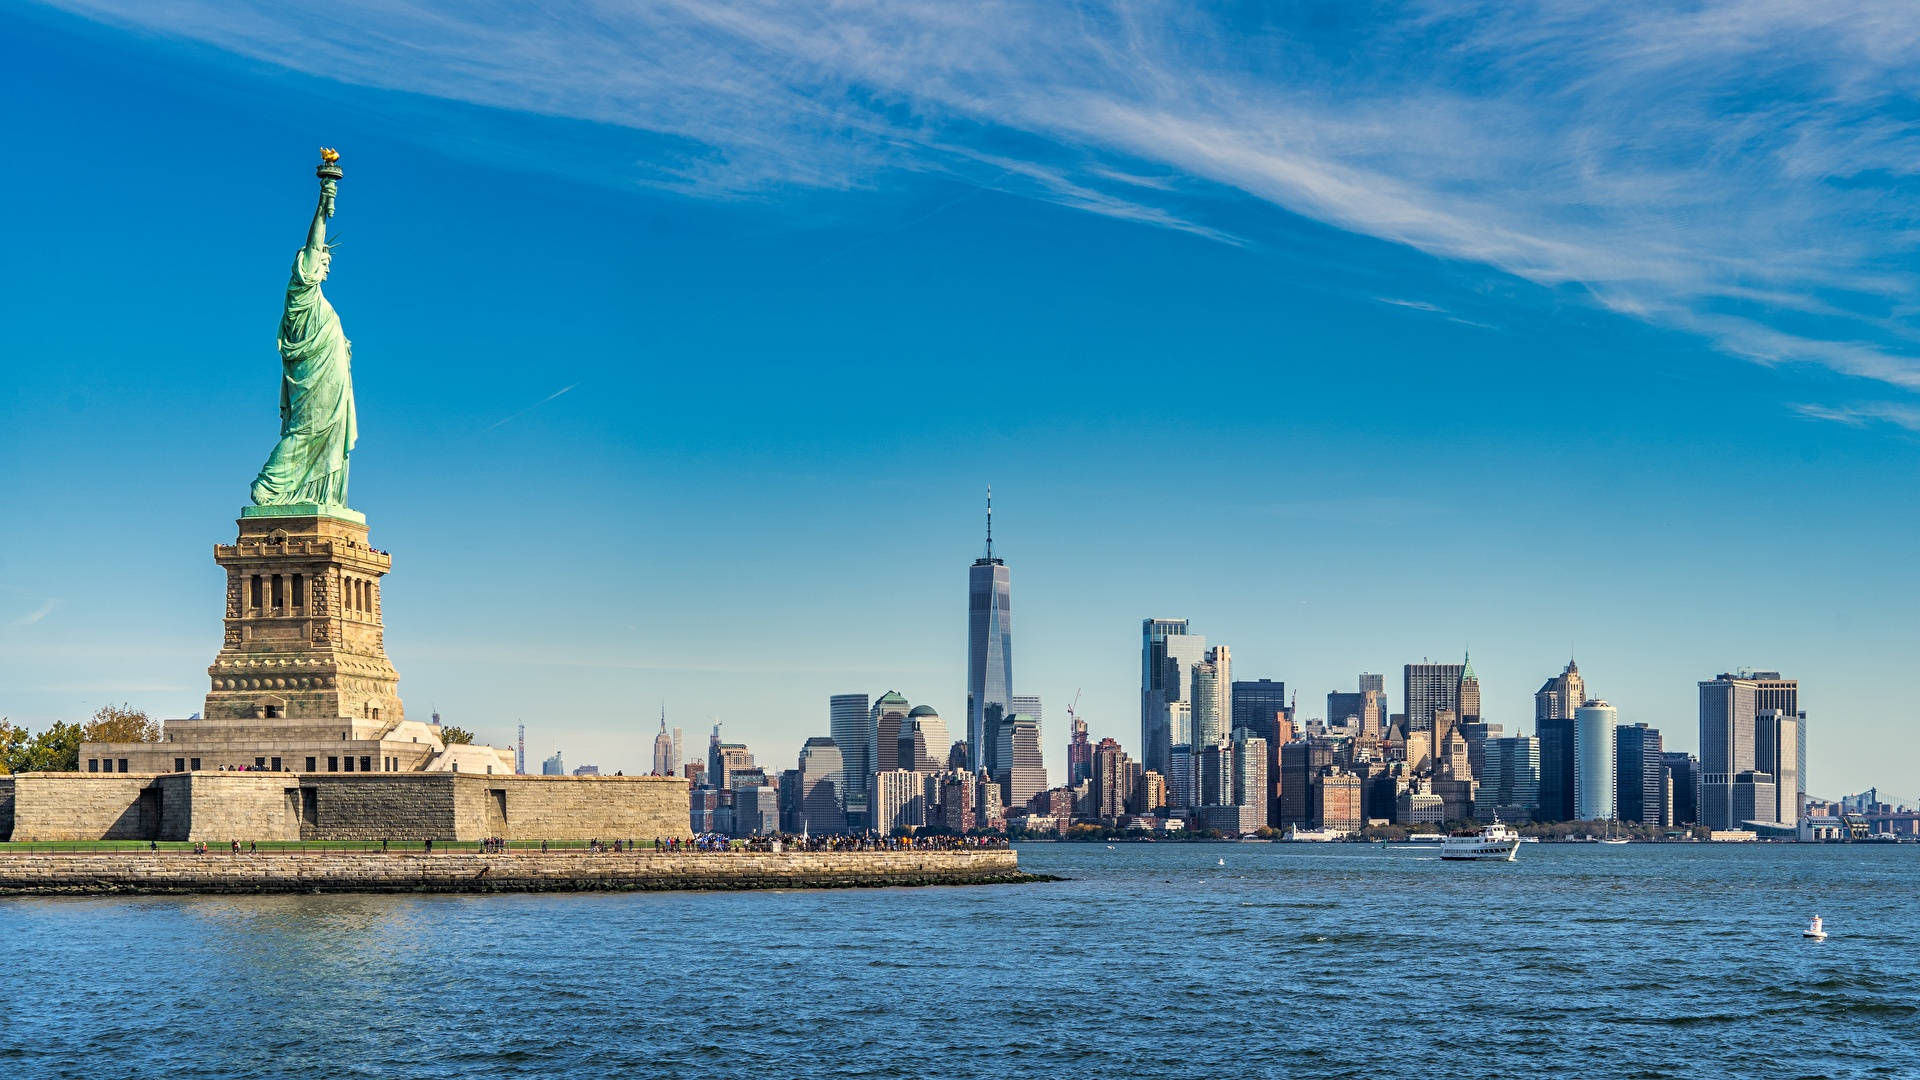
[0,849,1036,895]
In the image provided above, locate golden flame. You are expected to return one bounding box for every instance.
[320,147,340,163]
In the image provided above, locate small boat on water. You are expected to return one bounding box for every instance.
[1216,857,1226,866]
[1440,819,1521,862]
[1805,915,1827,940]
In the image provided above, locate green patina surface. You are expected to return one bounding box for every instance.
[248,155,358,515]
[239,502,366,524]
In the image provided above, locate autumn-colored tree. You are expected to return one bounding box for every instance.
[81,703,160,744]
[440,725,475,745]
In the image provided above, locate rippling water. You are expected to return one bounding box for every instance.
[0,843,1914,1078]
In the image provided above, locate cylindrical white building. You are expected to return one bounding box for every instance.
[1573,699,1619,822]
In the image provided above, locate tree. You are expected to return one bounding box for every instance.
[7,721,83,773]
[0,719,23,775]
[81,703,159,743]
[440,726,475,745]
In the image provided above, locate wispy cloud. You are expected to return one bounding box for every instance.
[1375,298,1447,314]
[10,599,60,627]
[43,0,1920,402]
[1790,402,1920,432]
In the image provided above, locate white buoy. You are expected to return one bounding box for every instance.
[1217,857,1225,866]
[1804,915,1827,940]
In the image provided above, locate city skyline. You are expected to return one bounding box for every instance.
[7,5,1920,800]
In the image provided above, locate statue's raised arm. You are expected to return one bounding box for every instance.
[307,147,339,248]
[249,149,359,511]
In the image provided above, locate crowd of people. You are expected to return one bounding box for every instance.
[692,833,1011,853]
[175,834,1013,854]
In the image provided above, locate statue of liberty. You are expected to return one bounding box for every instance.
[250,149,356,509]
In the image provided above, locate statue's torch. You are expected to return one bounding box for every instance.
[316,147,341,221]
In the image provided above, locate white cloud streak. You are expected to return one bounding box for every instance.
[10,599,61,627]
[42,0,1920,404]
[1790,402,1920,432]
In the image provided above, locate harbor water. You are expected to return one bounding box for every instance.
[0,842,1913,1078]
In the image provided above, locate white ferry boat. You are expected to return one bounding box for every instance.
[1439,820,1521,861]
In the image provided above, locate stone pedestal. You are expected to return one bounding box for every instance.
[81,507,515,777]
[206,508,402,730]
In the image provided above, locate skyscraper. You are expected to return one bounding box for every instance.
[1279,738,1335,828]
[1698,673,1757,830]
[1755,708,1800,827]
[1573,699,1618,822]
[1458,652,1481,723]
[1066,705,1092,786]
[1190,645,1232,749]
[1011,695,1043,726]
[652,711,674,777]
[967,490,1013,774]
[830,693,873,820]
[1166,743,1194,811]
[993,712,1047,809]
[1090,737,1133,821]
[796,737,847,834]
[1197,742,1231,808]
[1535,658,1584,821]
[1663,751,1700,826]
[1319,768,1363,833]
[1474,735,1541,821]
[870,769,928,835]
[1140,619,1206,777]
[871,692,911,775]
[939,772,977,834]
[1403,662,1465,736]
[1749,671,1804,825]
[1232,678,1287,739]
[1229,728,1267,811]
[541,750,564,776]
[1233,676,1287,828]
[1358,672,1387,720]
[898,705,950,772]
[1615,722,1667,826]
[1327,678,1385,738]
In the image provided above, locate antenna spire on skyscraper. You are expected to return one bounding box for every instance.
[985,484,993,560]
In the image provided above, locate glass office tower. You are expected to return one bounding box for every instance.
[967,493,1012,773]
[1574,699,1619,822]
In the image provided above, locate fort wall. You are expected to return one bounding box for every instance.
[0,773,688,843]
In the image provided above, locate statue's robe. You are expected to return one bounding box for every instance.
[250,245,356,507]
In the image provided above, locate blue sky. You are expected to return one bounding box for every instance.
[5,2,1920,800]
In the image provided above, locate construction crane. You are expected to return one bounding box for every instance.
[1066,689,1084,734]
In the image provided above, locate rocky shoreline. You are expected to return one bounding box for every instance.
[0,849,1053,896]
